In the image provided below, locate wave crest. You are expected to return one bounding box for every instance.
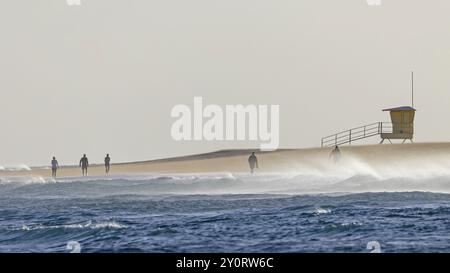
[18,221,127,231]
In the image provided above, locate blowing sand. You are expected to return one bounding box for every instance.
[1,142,450,178]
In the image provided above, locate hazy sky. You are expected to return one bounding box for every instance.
[1,0,450,166]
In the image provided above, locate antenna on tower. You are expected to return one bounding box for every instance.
[411,71,414,108]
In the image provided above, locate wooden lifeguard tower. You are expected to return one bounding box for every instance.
[321,72,417,147]
[379,106,416,144]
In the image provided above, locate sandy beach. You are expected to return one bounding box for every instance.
[2,142,450,178]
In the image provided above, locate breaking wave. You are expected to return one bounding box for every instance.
[1,151,450,197]
[1,164,32,171]
[313,208,331,215]
[0,172,449,199]
[18,221,127,231]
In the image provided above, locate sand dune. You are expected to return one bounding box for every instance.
[1,142,450,178]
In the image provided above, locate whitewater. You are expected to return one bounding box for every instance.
[1,156,450,252]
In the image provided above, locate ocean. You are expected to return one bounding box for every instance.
[0,172,449,253]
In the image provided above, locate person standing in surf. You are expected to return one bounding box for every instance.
[79,154,89,176]
[51,157,59,178]
[248,152,259,174]
[104,154,111,174]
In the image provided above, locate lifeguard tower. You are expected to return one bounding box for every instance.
[321,72,417,147]
[380,106,416,144]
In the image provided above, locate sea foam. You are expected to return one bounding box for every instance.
[2,164,32,171]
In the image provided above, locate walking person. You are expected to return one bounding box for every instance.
[51,157,59,178]
[79,154,89,176]
[248,152,259,174]
[104,154,111,174]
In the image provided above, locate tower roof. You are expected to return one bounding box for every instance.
[382,106,416,111]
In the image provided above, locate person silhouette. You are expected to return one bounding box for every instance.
[248,152,259,174]
[330,145,342,163]
[51,157,59,178]
[79,154,89,176]
[104,154,111,174]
